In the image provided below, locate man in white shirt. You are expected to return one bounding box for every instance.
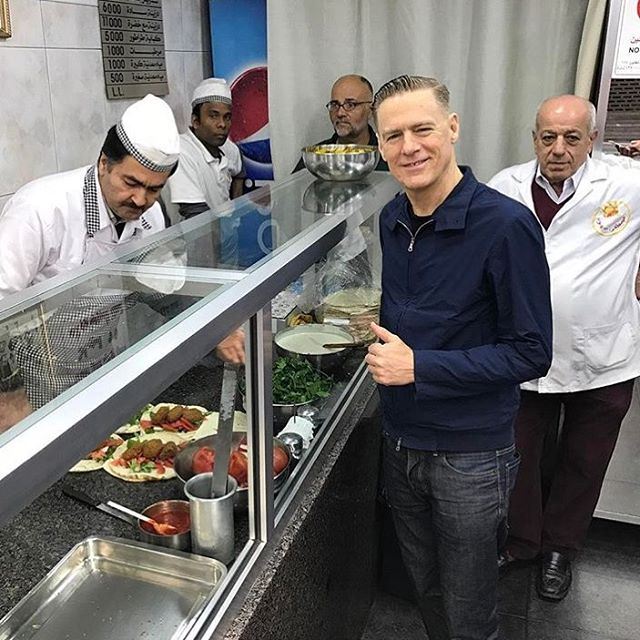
[0,95,180,300]
[167,77,244,219]
[488,95,640,601]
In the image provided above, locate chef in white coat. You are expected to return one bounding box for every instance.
[0,94,180,300]
[488,95,640,602]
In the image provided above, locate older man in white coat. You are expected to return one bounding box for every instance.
[0,94,180,300]
[488,95,640,602]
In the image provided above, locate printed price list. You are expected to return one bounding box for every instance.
[98,0,169,99]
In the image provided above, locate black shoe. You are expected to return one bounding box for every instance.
[537,551,572,601]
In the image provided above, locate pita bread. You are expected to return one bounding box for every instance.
[103,431,187,482]
[69,435,125,473]
[137,403,215,440]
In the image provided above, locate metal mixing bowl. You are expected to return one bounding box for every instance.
[302,144,379,181]
[274,324,355,372]
[174,433,291,511]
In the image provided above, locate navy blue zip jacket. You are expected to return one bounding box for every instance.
[378,167,552,452]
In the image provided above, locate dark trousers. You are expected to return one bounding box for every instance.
[383,435,520,640]
[507,381,634,561]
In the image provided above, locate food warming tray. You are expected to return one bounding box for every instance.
[0,536,226,640]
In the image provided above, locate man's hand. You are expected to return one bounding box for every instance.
[215,328,245,365]
[365,322,414,385]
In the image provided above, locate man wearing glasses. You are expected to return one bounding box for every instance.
[293,74,388,172]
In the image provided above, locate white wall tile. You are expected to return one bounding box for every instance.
[0,0,209,201]
[47,48,107,171]
[182,0,211,52]
[0,48,57,194]
[184,51,212,103]
[0,0,45,48]
[47,0,97,6]
[164,52,187,132]
[162,0,184,52]
[42,0,100,49]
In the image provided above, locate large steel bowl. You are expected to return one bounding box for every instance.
[174,433,291,511]
[274,324,355,373]
[302,144,378,181]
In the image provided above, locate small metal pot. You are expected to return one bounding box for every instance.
[274,324,355,373]
[138,499,191,551]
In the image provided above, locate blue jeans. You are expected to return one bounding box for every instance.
[382,434,520,640]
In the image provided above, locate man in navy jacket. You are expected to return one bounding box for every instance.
[366,75,552,640]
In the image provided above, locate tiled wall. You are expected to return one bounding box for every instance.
[0,0,212,211]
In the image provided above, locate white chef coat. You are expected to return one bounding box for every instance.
[488,157,640,393]
[166,129,243,211]
[0,165,165,300]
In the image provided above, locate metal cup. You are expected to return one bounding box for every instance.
[184,473,237,564]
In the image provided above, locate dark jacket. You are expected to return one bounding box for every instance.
[378,167,552,452]
[293,125,388,173]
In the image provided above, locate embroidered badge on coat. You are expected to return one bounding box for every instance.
[592,200,631,236]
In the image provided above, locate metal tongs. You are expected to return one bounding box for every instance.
[211,362,238,498]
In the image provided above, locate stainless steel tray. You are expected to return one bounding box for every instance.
[0,536,226,640]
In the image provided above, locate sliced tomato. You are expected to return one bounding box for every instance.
[229,450,249,487]
[162,421,181,432]
[179,418,197,431]
[155,462,166,475]
[192,446,215,474]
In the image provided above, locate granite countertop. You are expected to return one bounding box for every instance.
[0,348,367,622]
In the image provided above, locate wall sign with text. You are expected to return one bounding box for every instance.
[98,0,169,99]
[613,0,640,78]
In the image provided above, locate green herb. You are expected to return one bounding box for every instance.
[272,356,332,404]
[127,404,152,426]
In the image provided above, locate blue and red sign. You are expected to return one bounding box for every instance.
[210,0,273,181]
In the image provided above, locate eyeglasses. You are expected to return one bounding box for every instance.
[325,100,371,113]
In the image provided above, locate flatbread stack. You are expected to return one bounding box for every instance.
[321,287,381,343]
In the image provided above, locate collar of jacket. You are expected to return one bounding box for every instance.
[382,165,477,233]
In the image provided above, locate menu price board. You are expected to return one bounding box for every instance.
[98,0,169,99]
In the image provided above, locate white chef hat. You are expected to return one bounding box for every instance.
[191,77,232,107]
[116,94,180,173]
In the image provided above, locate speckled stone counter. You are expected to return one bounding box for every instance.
[0,358,382,640]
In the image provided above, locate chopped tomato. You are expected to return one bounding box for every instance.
[229,450,249,487]
[192,446,215,474]
[155,462,166,474]
[139,420,153,429]
[178,418,197,431]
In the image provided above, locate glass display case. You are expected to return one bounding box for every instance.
[0,170,398,638]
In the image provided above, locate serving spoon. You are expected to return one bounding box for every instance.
[322,341,367,349]
[62,485,178,535]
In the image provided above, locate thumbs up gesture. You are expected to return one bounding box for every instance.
[365,322,415,386]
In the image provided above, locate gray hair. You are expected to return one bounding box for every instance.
[372,75,450,119]
[534,95,597,134]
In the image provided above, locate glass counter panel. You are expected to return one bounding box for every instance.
[0,342,256,620]
[0,270,227,441]
[264,211,382,510]
[115,171,393,272]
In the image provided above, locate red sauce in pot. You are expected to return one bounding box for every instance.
[140,509,190,535]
